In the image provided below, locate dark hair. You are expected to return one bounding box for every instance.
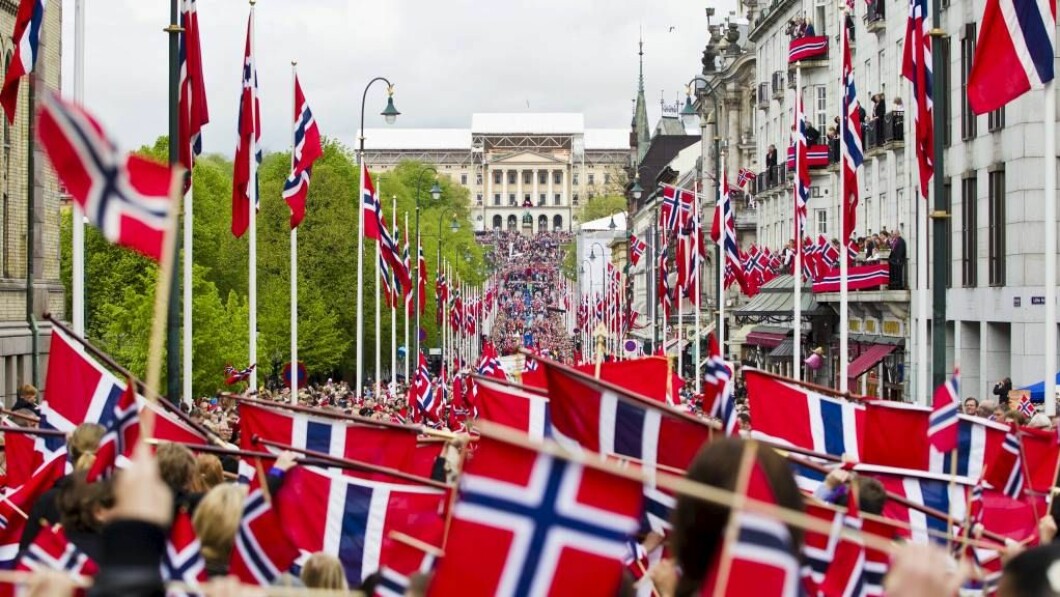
[57,472,115,533]
[998,542,1060,596]
[858,478,887,516]
[157,442,196,493]
[670,438,804,596]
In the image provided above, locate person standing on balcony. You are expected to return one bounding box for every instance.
[804,19,815,36]
[888,228,907,289]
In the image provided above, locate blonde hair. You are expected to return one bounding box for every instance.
[69,423,104,471]
[300,553,348,590]
[191,483,246,566]
[191,454,225,493]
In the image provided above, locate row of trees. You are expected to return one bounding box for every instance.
[61,138,486,397]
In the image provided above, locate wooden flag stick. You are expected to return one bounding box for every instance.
[142,168,185,442]
[711,440,757,597]
[947,447,957,545]
[388,531,445,558]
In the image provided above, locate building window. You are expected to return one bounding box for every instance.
[945,180,953,288]
[588,174,595,185]
[988,168,1005,286]
[476,173,483,185]
[961,24,978,140]
[573,173,580,186]
[538,193,546,206]
[815,209,827,236]
[524,193,531,206]
[507,215,517,230]
[537,214,548,230]
[494,171,502,185]
[553,171,562,184]
[538,171,547,184]
[1,193,7,278]
[523,171,532,184]
[815,85,827,133]
[573,193,580,205]
[460,173,468,185]
[939,41,951,147]
[508,193,516,206]
[988,107,1005,132]
[493,193,501,206]
[961,175,977,287]
[475,193,482,205]
[553,215,563,230]
[508,171,516,184]
[492,215,502,230]
[554,194,561,206]
[604,173,611,185]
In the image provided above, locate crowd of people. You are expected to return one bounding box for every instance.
[479,230,575,361]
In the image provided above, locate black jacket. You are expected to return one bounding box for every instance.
[10,399,40,416]
[888,237,907,265]
[19,473,70,552]
[89,520,166,597]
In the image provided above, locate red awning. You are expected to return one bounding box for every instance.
[847,344,898,379]
[746,331,789,348]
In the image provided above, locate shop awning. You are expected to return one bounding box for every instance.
[768,338,795,358]
[847,344,898,379]
[746,327,790,348]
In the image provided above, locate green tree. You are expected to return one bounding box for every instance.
[576,194,628,224]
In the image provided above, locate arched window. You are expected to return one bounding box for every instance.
[507,215,517,230]
[537,214,548,232]
[492,215,502,230]
[553,215,563,231]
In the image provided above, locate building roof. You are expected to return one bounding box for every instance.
[583,129,630,150]
[359,128,472,150]
[471,113,584,135]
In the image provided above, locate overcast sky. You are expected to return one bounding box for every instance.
[60,0,736,155]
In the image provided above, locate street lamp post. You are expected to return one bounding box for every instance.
[589,241,607,353]
[581,258,594,358]
[411,166,441,370]
[355,77,398,398]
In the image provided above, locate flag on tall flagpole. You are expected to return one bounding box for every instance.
[402,221,413,315]
[928,368,960,452]
[794,90,810,247]
[36,91,177,261]
[231,14,261,238]
[901,0,934,198]
[967,0,1056,114]
[417,237,427,316]
[0,0,45,123]
[282,75,322,229]
[178,0,209,177]
[841,22,864,241]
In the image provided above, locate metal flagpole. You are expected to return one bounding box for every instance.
[357,161,365,399]
[247,1,258,392]
[838,12,850,394]
[717,154,725,374]
[677,261,683,374]
[793,63,803,382]
[72,0,85,337]
[391,197,398,397]
[375,212,382,398]
[916,159,929,403]
[290,61,298,405]
[404,212,410,383]
[1045,78,1057,415]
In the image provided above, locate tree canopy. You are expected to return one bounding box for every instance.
[61,138,484,397]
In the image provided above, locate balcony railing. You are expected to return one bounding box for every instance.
[865,111,904,150]
[866,0,885,29]
[771,71,786,98]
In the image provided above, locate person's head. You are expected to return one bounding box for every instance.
[300,553,348,590]
[1004,411,1027,427]
[57,472,115,533]
[156,442,196,494]
[671,438,803,594]
[997,542,1060,597]
[977,400,998,419]
[964,397,980,415]
[1028,413,1051,429]
[192,483,246,567]
[737,412,751,432]
[18,384,38,404]
[191,454,225,493]
[857,478,887,515]
[69,423,105,471]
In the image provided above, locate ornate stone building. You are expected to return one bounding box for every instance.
[0,0,64,404]
[362,113,629,233]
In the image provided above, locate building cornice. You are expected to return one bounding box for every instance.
[748,0,799,42]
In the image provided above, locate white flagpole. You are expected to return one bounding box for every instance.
[404,212,410,383]
[717,155,726,376]
[356,162,365,399]
[916,164,929,402]
[72,0,86,338]
[289,61,298,405]
[793,63,803,382]
[677,265,683,372]
[838,11,850,394]
[1045,78,1057,416]
[247,3,258,392]
[375,217,382,399]
[391,197,397,398]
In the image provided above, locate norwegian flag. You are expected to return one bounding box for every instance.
[902,0,934,198]
[412,353,442,422]
[417,237,427,316]
[375,535,440,597]
[380,239,398,310]
[701,456,802,596]
[737,167,755,188]
[430,436,643,596]
[225,363,256,385]
[863,465,970,546]
[474,376,551,441]
[629,234,647,267]
[659,185,683,230]
[276,465,446,585]
[475,346,506,381]
[928,369,961,452]
[705,333,737,435]
[178,0,209,180]
[819,493,868,597]
[0,0,45,123]
[842,24,864,243]
[229,481,300,586]
[968,0,1055,113]
[658,242,673,320]
[0,455,65,567]
[983,429,1025,498]
[283,74,323,229]
[820,236,840,270]
[85,381,138,482]
[18,523,98,578]
[1016,394,1035,418]
[162,510,208,592]
[2,417,42,490]
[794,92,810,253]
[402,224,413,315]
[361,164,382,241]
[231,12,261,238]
[37,91,177,261]
[713,175,749,294]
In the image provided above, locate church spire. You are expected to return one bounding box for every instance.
[633,34,651,163]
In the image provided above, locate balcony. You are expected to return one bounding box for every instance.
[788,36,830,69]
[755,164,790,194]
[865,112,904,152]
[771,71,786,99]
[757,83,770,109]
[786,144,832,170]
[866,0,886,32]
